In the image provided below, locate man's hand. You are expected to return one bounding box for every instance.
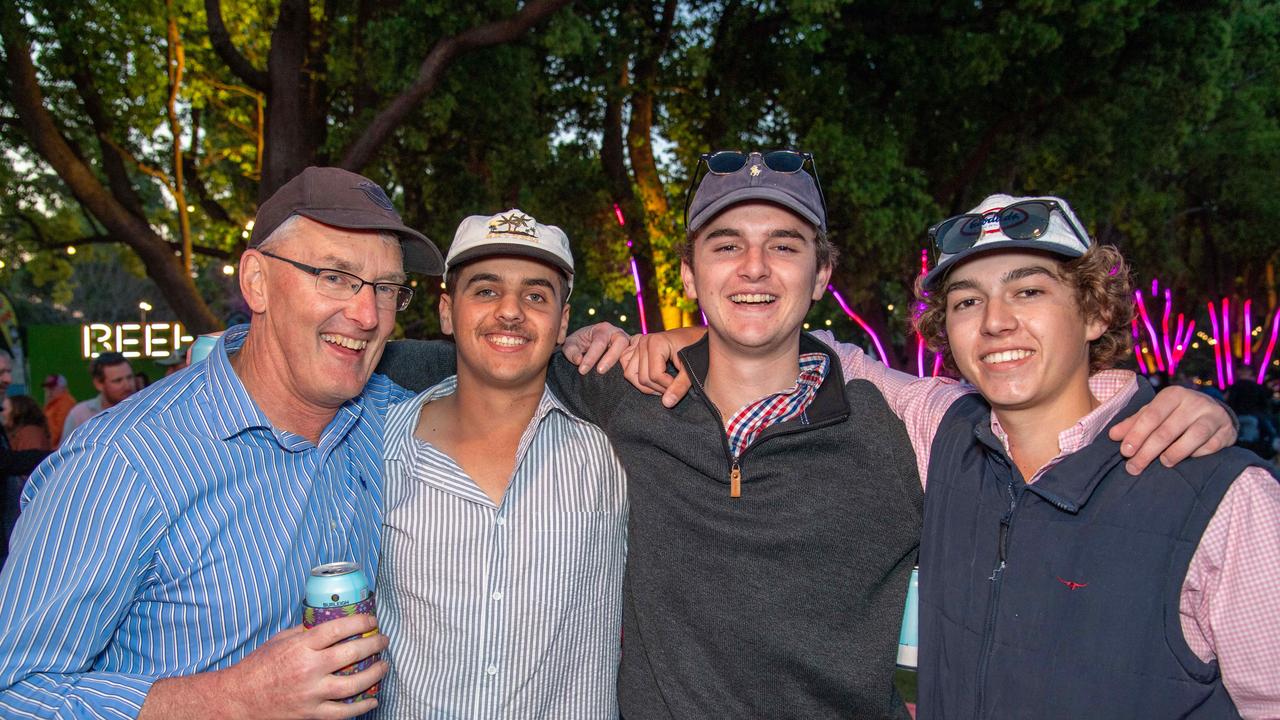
[623,327,705,407]
[140,614,388,720]
[561,322,632,375]
[1109,385,1238,475]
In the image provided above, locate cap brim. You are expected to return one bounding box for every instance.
[297,208,444,275]
[923,240,1086,291]
[446,243,575,279]
[689,187,825,234]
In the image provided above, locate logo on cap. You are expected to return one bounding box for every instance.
[356,181,395,211]
[982,211,1003,235]
[750,164,761,177]
[487,211,538,240]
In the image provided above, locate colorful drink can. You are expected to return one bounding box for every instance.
[303,561,379,703]
[896,565,919,671]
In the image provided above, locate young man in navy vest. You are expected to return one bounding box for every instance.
[909,194,1280,718]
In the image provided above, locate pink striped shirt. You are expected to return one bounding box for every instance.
[814,332,1280,718]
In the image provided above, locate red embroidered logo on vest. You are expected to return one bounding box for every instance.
[1056,577,1088,591]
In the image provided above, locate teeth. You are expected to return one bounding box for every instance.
[489,335,528,347]
[729,293,777,304]
[321,333,368,351]
[983,349,1034,364]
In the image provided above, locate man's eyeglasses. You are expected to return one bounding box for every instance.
[258,250,414,311]
[928,199,1091,255]
[682,149,826,227]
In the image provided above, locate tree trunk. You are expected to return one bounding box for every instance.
[1,6,220,333]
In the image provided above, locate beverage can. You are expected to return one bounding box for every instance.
[303,561,380,703]
[896,565,919,671]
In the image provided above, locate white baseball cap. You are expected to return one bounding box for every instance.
[445,209,574,296]
[923,193,1092,290]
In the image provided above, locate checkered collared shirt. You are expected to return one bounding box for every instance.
[724,353,829,462]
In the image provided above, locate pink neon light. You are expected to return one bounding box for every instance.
[1243,299,1253,366]
[916,336,926,378]
[1222,298,1234,386]
[1161,290,1173,370]
[1257,307,1280,385]
[1131,319,1150,375]
[828,285,889,364]
[1208,301,1225,390]
[612,203,626,226]
[932,353,943,377]
[628,256,649,334]
[1151,278,1158,297]
[1134,290,1166,372]
[1172,313,1186,370]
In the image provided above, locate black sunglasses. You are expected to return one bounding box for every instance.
[928,199,1091,255]
[682,150,826,228]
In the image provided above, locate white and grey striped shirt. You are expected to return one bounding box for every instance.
[375,376,627,719]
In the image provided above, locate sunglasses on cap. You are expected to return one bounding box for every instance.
[928,199,1091,255]
[682,150,827,227]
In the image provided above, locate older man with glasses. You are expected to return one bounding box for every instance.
[0,167,442,720]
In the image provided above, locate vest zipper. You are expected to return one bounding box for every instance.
[974,478,1020,719]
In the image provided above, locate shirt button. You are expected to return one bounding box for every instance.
[495,517,506,526]
[491,590,503,601]
[486,664,498,676]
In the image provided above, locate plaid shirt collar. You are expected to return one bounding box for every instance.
[724,352,830,461]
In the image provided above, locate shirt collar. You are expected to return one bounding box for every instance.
[385,375,587,463]
[202,324,364,451]
[989,369,1139,476]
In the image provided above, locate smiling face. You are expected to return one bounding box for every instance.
[243,216,405,412]
[441,256,570,392]
[681,202,831,360]
[943,251,1106,420]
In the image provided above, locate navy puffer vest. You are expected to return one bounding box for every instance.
[918,382,1269,719]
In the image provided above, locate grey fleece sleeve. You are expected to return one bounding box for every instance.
[376,339,458,392]
[543,352,636,428]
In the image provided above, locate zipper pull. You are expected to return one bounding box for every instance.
[730,462,741,498]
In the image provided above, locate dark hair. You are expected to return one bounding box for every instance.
[679,224,838,270]
[91,351,130,380]
[4,394,47,432]
[914,244,1134,375]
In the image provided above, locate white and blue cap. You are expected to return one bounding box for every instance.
[923,193,1092,291]
[446,208,575,297]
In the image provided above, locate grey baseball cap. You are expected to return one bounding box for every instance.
[686,151,827,234]
[248,166,444,274]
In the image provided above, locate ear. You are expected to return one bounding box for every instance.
[439,292,455,337]
[92,376,105,394]
[680,260,698,301]
[240,251,269,313]
[557,301,571,345]
[1085,314,1108,343]
[812,261,834,302]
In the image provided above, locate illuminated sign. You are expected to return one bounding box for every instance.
[81,322,195,359]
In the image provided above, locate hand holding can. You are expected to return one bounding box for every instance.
[303,561,381,703]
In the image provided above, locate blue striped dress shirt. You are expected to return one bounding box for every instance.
[0,325,410,719]
[374,377,628,719]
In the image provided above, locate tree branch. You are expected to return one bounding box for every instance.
[338,0,572,170]
[203,0,268,91]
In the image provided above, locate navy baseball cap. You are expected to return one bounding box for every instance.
[686,151,827,234]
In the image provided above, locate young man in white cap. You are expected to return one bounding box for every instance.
[373,209,626,718]
[906,194,1280,718]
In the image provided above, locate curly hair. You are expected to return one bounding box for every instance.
[914,244,1134,375]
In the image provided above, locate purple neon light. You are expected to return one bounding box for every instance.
[1133,290,1166,372]
[1257,307,1280,385]
[1161,290,1174,370]
[827,284,888,364]
[628,256,649,334]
